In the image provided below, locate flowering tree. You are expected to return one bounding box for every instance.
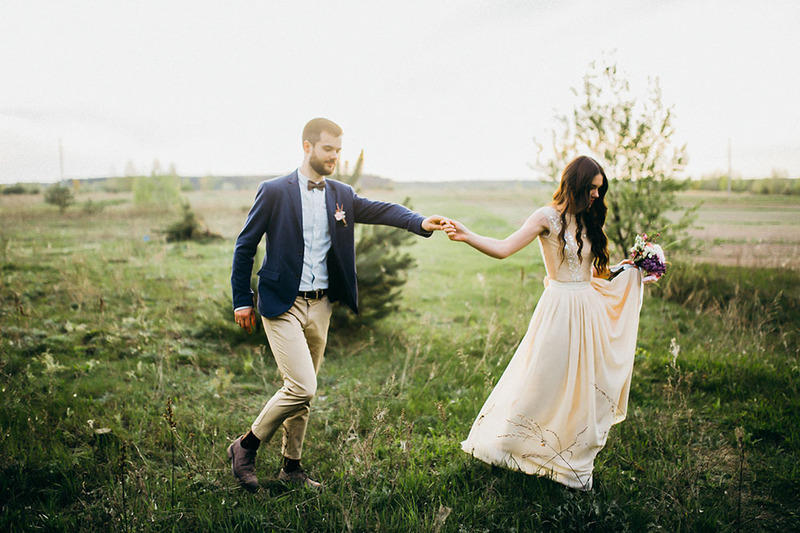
[535,57,698,255]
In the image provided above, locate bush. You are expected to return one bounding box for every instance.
[81,200,104,214]
[163,202,222,242]
[44,184,75,213]
[2,184,37,195]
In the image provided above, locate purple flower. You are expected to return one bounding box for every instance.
[637,255,666,276]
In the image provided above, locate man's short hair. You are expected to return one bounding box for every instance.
[302,118,343,145]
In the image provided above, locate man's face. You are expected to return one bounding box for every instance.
[307,131,342,176]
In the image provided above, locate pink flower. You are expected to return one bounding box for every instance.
[334,203,347,226]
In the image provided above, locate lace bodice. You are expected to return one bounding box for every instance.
[537,206,593,282]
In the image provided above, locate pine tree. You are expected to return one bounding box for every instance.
[330,150,418,330]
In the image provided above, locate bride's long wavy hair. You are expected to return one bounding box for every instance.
[551,155,610,273]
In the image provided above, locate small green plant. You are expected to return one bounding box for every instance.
[81,199,104,214]
[117,440,129,533]
[164,397,177,509]
[44,183,75,213]
[0,228,8,263]
[735,426,746,533]
[163,202,222,242]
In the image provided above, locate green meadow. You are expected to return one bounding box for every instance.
[1,185,798,532]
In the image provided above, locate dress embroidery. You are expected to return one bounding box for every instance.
[542,207,583,282]
[563,230,582,282]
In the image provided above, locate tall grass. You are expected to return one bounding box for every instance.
[0,189,798,531]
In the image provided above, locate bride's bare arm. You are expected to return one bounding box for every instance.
[444,210,549,259]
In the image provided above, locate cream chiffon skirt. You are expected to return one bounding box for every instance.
[461,268,644,490]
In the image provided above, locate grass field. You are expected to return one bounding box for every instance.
[676,190,800,269]
[1,185,799,532]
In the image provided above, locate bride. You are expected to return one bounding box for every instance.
[444,155,657,490]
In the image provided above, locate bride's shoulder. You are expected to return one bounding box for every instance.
[535,205,558,216]
[533,205,562,234]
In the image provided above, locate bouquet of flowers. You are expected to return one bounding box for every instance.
[607,233,667,281]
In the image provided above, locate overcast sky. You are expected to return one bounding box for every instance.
[1,0,799,184]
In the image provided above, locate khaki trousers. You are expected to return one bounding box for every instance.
[251,296,333,460]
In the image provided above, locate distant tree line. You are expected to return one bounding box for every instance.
[5,170,396,195]
[687,173,800,195]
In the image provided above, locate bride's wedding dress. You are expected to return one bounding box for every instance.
[461,206,644,490]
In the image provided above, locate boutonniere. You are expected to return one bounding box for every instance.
[334,203,347,226]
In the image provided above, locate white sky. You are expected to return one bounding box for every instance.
[1,0,799,184]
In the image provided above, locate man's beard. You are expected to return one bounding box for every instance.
[309,154,335,176]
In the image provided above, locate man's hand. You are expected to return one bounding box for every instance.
[421,214,448,232]
[234,307,257,334]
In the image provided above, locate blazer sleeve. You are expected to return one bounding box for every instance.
[351,192,433,237]
[231,182,270,309]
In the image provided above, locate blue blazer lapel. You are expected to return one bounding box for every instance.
[325,180,339,249]
[287,170,302,229]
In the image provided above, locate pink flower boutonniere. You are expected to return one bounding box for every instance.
[334,203,347,226]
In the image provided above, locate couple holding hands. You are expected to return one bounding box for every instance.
[228,118,650,493]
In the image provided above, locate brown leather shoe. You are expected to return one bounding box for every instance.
[278,467,322,490]
[226,437,259,492]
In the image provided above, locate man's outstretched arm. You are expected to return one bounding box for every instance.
[352,193,445,236]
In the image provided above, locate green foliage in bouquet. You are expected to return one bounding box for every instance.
[535,55,699,256]
[330,150,418,331]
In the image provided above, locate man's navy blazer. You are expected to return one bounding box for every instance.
[231,170,432,318]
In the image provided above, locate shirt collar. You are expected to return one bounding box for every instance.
[297,168,324,190]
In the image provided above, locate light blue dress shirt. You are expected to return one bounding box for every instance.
[296,170,331,291]
[235,170,332,312]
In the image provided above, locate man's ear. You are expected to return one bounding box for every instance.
[302,140,312,154]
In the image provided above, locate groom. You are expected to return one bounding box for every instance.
[228,118,445,491]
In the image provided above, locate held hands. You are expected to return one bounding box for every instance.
[234,307,257,334]
[421,214,449,232]
[421,215,470,242]
[442,218,470,242]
